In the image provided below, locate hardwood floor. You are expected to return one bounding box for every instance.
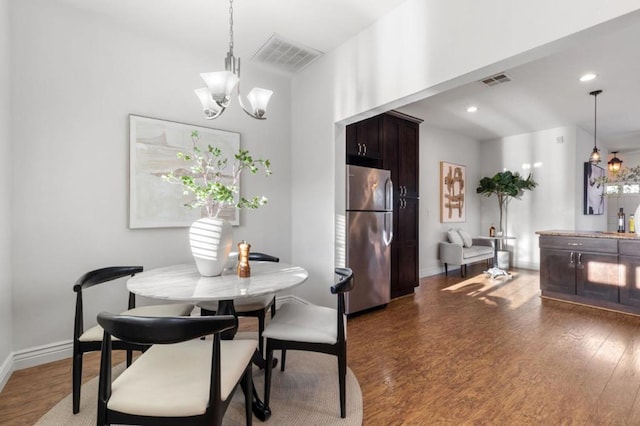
[3,265,640,424]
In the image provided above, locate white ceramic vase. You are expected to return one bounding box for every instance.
[189,217,233,277]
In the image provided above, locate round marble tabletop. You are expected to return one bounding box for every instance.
[127,262,309,303]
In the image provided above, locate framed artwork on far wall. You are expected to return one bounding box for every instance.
[440,161,466,223]
[584,162,605,215]
[129,115,240,229]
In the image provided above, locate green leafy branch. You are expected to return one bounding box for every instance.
[162,130,271,218]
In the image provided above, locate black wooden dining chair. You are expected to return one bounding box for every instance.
[198,252,279,357]
[262,267,354,418]
[96,312,256,426]
[72,266,193,414]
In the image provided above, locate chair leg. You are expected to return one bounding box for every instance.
[264,342,274,407]
[270,297,276,319]
[338,351,347,418]
[257,314,265,358]
[280,349,286,372]
[244,366,253,426]
[72,351,82,414]
[444,263,448,275]
[126,349,133,367]
[460,265,465,278]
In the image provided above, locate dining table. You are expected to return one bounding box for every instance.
[127,260,309,421]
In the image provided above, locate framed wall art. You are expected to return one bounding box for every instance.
[129,115,240,228]
[584,162,605,215]
[440,161,466,223]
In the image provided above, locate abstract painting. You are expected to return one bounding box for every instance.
[440,161,466,223]
[129,115,240,228]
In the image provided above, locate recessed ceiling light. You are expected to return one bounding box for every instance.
[467,106,478,113]
[580,73,597,82]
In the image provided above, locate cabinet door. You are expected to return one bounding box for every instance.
[398,121,419,198]
[539,248,576,295]
[576,252,619,302]
[346,116,381,166]
[391,197,419,298]
[619,255,640,307]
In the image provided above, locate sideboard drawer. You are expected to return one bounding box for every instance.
[620,240,640,256]
[539,236,618,253]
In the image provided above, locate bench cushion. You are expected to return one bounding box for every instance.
[462,245,493,259]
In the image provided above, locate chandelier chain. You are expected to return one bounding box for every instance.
[228,0,234,54]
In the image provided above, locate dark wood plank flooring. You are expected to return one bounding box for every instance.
[2,265,640,424]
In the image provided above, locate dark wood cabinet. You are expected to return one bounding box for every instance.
[535,234,640,314]
[346,111,422,300]
[381,112,422,298]
[346,116,381,168]
[620,240,640,307]
[539,236,619,303]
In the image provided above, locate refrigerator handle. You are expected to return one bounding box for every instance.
[385,178,393,211]
[383,212,393,246]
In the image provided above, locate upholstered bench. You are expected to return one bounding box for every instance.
[438,230,494,277]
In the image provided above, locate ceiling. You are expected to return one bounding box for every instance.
[56,0,640,153]
[397,13,640,154]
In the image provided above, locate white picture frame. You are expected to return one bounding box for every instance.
[129,115,240,228]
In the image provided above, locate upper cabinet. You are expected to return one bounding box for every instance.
[346,116,382,168]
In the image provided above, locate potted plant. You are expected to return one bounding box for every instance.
[163,130,271,276]
[476,170,537,236]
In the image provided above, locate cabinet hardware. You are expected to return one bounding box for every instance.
[568,243,582,246]
[569,251,574,265]
[363,143,367,156]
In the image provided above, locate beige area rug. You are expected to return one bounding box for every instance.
[36,351,362,425]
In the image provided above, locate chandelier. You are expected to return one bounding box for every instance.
[194,0,273,120]
[588,90,602,164]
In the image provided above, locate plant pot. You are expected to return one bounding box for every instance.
[189,217,233,277]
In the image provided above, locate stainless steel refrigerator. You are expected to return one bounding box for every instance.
[345,165,393,314]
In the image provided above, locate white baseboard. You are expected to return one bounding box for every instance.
[13,340,73,371]
[420,266,445,278]
[0,353,13,393]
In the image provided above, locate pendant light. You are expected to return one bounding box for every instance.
[588,90,602,164]
[608,151,623,172]
[194,0,273,120]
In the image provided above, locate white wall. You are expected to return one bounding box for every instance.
[419,126,482,277]
[291,0,640,302]
[10,0,291,354]
[0,0,14,388]
[479,125,608,270]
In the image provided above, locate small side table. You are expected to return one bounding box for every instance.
[475,236,516,278]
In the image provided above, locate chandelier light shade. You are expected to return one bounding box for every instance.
[195,0,273,120]
[588,89,603,164]
[608,151,623,173]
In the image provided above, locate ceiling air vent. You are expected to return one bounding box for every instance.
[251,34,323,74]
[480,73,512,87]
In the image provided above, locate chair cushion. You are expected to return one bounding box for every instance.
[107,338,257,417]
[262,302,338,345]
[198,294,274,313]
[79,304,194,342]
[457,229,473,248]
[447,229,464,246]
[462,245,493,259]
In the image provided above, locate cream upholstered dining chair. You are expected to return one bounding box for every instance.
[96,312,256,426]
[72,266,193,414]
[262,267,354,418]
[198,252,279,357]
